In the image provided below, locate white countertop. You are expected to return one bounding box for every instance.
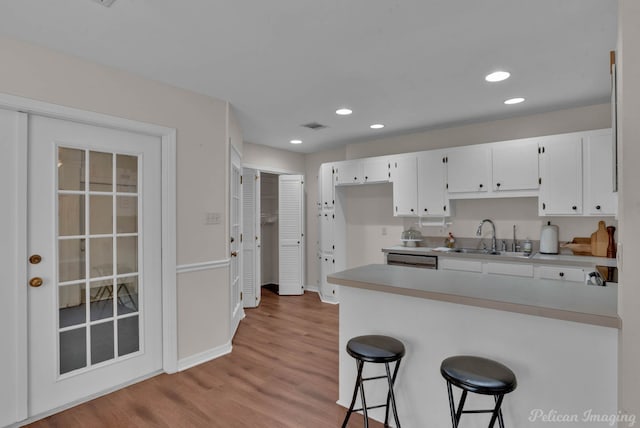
[328,263,620,328]
[382,245,618,267]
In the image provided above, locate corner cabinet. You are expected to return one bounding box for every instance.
[417,150,448,216]
[446,145,491,195]
[539,134,583,215]
[390,155,418,216]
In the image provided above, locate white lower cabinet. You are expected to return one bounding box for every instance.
[439,258,483,273]
[537,265,586,282]
[485,262,534,278]
[440,258,588,283]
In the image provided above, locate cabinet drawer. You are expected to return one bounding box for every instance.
[439,258,483,273]
[538,266,585,282]
[485,262,534,278]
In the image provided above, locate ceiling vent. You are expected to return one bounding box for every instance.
[92,0,117,7]
[301,122,328,131]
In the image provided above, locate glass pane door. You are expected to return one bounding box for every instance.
[57,147,141,376]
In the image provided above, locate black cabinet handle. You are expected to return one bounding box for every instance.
[596,205,601,210]
[424,208,428,212]
[354,177,357,181]
[479,184,483,188]
[559,272,565,277]
[410,208,414,212]
[496,182,501,188]
[572,205,577,210]
[365,176,368,180]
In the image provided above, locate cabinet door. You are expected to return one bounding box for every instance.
[584,130,617,216]
[446,145,491,193]
[320,211,334,254]
[492,139,539,191]
[319,163,334,208]
[417,150,448,216]
[538,266,585,282]
[334,160,362,185]
[362,157,390,183]
[320,255,337,300]
[539,134,582,215]
[391,155,418,216]
[438,258,483,272]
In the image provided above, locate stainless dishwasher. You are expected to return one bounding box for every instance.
[386,252,438,269]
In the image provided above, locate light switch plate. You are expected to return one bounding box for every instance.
[205,212,221,225]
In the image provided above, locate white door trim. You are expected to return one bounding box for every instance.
[0,93,178,422]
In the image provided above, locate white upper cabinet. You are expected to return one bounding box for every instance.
[492,139,540,192]
[319,163,334,208]
[539,133,583,215]
[334,159,361,186]
[390,155,418,216]
[417,150,448,216]
[583,129,617,216]
[334,157,390,185]
[362,157,390,183]
[446,145,491,194]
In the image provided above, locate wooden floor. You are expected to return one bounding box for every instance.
[27,289,383,428]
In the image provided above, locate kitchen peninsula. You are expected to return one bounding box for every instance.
[328,264,619,427]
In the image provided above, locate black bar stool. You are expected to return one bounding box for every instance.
[342,335,405,428]
[440,355,517,428]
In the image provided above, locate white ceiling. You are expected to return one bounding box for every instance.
[0,0,617,154]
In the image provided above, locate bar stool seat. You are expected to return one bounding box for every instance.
[342,335,405,428]
[440,355,517,428]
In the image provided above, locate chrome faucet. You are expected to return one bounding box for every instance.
[476,219,497,252]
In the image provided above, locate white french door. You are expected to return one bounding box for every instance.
[278,174,305,295]
[242,168,261,308]
[230,148,243,334]
[27,115,163,416]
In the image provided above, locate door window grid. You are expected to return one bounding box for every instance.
[56,147,141,376]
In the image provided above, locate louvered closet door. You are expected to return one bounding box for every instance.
[278,175,304,295]
[242,168,260,308]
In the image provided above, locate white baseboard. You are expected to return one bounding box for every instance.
[305,284,320,293]
[14,370,162,427]
[178,341,233,372]
[319,293,339,305]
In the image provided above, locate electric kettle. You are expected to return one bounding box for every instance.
[540,221,559,254]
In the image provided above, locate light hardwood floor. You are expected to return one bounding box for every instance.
[27,289,384,427]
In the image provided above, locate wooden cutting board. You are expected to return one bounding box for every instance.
[591,221,609,257]
[561,237,592,256]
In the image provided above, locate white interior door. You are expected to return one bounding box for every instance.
[242,168,261,308]
[27,115,162,416]
[230,149,243,333]
[278,175,305,295]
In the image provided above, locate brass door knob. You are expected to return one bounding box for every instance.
[231,251,238,257]
[29,277,44,287]
[29,254,42,264]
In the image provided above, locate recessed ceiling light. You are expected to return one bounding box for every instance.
[370,124,385,129]
[485,71,511,82]
[290,139,302,144]
[504,97,525,105]
[336,108,353,116]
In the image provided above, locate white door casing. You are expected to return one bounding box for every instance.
[278,175,305,296]
[242,168,261,308]
[27,115,163,416]
[230,148,244,334]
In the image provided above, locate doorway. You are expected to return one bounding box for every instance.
[241,169,305,307]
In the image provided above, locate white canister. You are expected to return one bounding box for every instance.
[540,221,559,254]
